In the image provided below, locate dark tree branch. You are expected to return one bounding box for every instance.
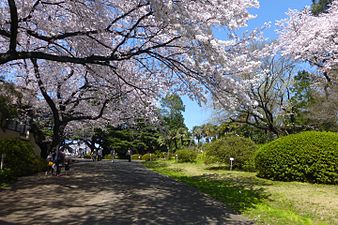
[0,29,11,38]
[0,51,118,65]
[111,11,152,56]
[31,58,59,124]
[8,0,18,53]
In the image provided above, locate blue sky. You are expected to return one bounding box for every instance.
[182,0,310,131]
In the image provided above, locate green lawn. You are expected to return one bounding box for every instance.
[144,161,338,225]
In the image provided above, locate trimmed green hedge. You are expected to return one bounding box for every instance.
[0,139,46,179]
[142,153,157,161]
[204,136,257,171]
[131,154,141,160]
[255,131,338,184]
[176,149,198,163]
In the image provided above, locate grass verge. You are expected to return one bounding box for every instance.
[144,161,338,225]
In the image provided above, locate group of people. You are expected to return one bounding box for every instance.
[91,148,103,161]
[46,150,71,176]
[110,148,132,162]
[45,146,135,176]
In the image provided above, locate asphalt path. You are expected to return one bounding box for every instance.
[0,160,253,225]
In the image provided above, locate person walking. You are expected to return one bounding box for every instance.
[55,149,65,176]
[64,157,71,175]
[91,151,97,162]
[111,148,116,162]
[126,149,132,162]
[45,153,54,175]
[97,148,103,161]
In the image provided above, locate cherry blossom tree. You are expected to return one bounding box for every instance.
[0,0,261,97]
[276,0,338,82]
[212,43,299,136]
[18,59,159,152]
[1,0,264,151]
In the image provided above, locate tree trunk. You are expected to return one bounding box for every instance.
[51,122,67,153]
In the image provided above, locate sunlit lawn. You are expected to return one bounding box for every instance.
[144,160,338,225]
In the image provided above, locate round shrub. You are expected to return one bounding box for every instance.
[204,136,257,171]
[141,153,157,161]
[0,138,46,177]
[176,149,198,163]
[131,154,141,160]
[154,150,167,160]
[104,154,112,160]
[255,131,338,184]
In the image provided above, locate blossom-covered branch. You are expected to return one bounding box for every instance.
[277,0,338,82]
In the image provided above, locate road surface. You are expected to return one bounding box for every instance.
[0,160,253,225]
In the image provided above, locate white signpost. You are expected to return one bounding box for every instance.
[229,157,234,171]
[1,153,5,170]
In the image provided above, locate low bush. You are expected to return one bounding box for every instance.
[204,135,257,171]
[0,139,46,179]
[196,151,206,163]
[84,153,92,159]
[166,152,176,160]
[131,154,141,160]
[142,153,157,161]
[176,149,198,163]
[154,150,167,159]
[0,168,15,183]
[255,131,338,184]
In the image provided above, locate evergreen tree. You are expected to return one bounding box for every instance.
[311,0,333,15]
[160,94,188,150]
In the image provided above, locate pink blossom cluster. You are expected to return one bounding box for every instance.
[277,0,338,71]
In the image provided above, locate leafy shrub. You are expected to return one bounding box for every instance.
[84,153,92,159]
[142,153,157,161]
[196,151,206,163]
[255,131,338,184]
[0,139,46,178]
[165,152,176,160]
[131,154,141,160]
[204,135,257,171]
[176,149,198,163]
[0,168,15,183]
[154,150,167,159]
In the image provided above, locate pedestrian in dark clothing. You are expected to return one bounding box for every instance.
[111,148,116,162]
[64,157,71,175]
[55,150,65,175]
[126,149,132,162]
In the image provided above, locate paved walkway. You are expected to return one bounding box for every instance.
[0,160,253,225]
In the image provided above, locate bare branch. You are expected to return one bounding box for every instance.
[8,0,18,52]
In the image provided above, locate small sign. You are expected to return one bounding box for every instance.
[229,157,234,171]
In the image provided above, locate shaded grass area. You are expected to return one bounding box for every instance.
[145,161,268,212]
[144,161,338,225]
[172,174,267,212]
